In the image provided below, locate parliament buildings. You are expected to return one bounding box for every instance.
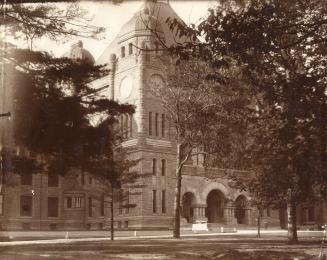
[0,0,326,231]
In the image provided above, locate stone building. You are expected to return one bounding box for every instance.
[0,0,326,231]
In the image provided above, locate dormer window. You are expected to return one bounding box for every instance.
[121,46,125,58]
[129,43,133,55]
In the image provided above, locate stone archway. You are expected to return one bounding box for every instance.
[181,192,196,223]
[205,189,225,223]
[234,195,248,224]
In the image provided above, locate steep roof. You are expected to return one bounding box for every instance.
[96,1,188,65]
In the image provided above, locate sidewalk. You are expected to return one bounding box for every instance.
[1,229,324,247]
[0,229,287,246]
[0,229,323,247]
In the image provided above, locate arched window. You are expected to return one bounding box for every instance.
[129,43,133,55]
[149,112,153,136]
[121,46,125,58]
[155,112,159,136]
[152,158,157,175]
[161,114,165,137]
[161,159,166,176]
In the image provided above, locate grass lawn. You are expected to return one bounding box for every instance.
[0,234,325,259]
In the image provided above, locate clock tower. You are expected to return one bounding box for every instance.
[94,0,184,228]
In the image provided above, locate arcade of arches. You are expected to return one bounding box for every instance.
[181,190,251,225]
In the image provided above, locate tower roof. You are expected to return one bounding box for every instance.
[96,1,188,65]
[63,40,95,64]
[118,12,164,40]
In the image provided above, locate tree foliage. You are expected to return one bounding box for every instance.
[6,47,134,175]
[151,55,253,238]
[163,0,326,243]
[176,0,327,244]
[1,2,104,48]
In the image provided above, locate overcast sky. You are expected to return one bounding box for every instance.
[32,1,217,60]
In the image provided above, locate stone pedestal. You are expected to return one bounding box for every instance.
[223,202,237,225]
[191,204,208,231]
[245,208,252,225]
[192,204,207,223]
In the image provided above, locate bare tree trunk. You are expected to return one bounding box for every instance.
[110,186,114,241]
[173,144,182,238]
[287,197,298,244]
[257,209,261,238]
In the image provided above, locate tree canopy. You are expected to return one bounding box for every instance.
[163,0,326,243]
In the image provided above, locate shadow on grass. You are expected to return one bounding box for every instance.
[206,249,313,260]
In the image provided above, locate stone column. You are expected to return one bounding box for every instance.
[224,201,237,225]
[245,208,252,225]
[192,204,207,223]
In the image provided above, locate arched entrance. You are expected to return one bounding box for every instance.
[234,195,248,224]
[181,192,196,223]
[206,190,225,223]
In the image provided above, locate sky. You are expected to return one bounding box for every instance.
[32,0,217,60]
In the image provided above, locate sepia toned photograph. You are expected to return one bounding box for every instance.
[0,0,326,259]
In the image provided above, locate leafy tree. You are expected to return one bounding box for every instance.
[170,0,327,244]
[151,55,252,238]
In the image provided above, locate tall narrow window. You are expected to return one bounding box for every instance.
[20,195,32,216]
[161,159,166,176]
[161,114,165,137]
[100,195,105,216]
[67,197,72,208]
[21,173,32,186]
[155,42,159,54]
[152,158,157,175]
[121,46,125,58]
[119,190,123,214]
[48,197,59,218]
[0,194,3,216]
[81,172,85,186]
[308,207,315,222]
[145,46,150,61]
[48,173,58,187]
[129,114,133,137]
[152,190,157,213]
[124,114,128,139]
[149,112,152,136]
[88,197,92,217]
[125,190,129,214]
[155,113,159,136]
[162,190,166,214]
[129,43,133,55]
[266,207,271,217]
[120,115,124,138]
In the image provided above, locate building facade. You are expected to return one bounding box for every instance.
[0,0,326,231]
